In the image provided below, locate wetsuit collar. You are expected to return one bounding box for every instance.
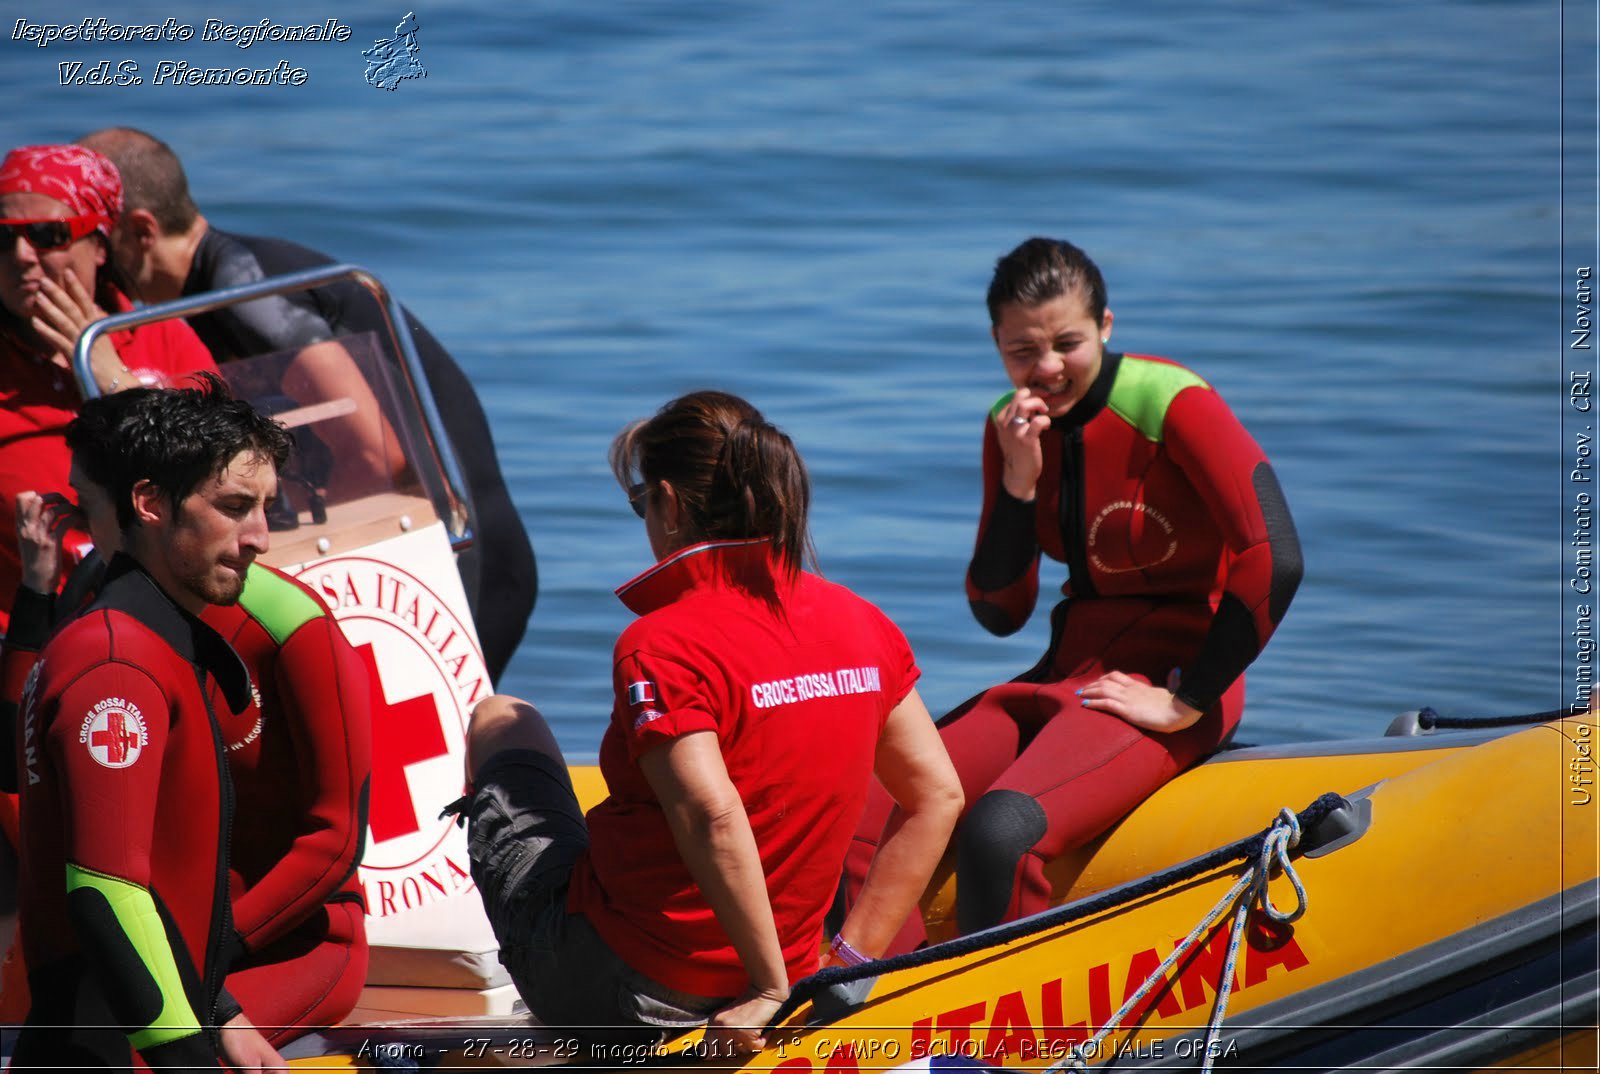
[1054,350,1123,430]
[94,554,254,715]
[181,227,222,297]
[615,538,777,616]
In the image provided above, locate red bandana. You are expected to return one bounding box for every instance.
[0,144,123,240]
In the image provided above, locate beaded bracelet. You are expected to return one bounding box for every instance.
[828,934,870,967]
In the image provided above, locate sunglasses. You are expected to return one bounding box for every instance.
[0,215,101,252]
[628,482,650,519]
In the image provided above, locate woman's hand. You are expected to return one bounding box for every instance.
[639,733,790,1055]
[14,490,80,594]
[1077,669,1203,733]
[704,984,789,1055]
[29,272,126,391]
[996,387,1050,501]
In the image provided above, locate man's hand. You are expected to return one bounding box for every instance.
[29,272,125,391]
[219,1012,285,1072]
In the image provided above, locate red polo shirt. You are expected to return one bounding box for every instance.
[568,539,919,997]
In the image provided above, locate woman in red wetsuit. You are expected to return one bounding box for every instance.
[850,237,1303,943]
[953,236,1302,931]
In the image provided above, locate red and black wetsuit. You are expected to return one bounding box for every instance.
[848,351,1302,941]
[206,563,371,1044]
[12,556,252,1070]
[0,559,372,1045]
[181,227,536,681]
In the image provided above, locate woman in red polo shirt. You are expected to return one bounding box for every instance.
[456,390,962,1052]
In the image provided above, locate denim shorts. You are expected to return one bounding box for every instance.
[459,749,726,1044]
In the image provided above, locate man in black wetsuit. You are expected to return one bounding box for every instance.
[77,127,535,682]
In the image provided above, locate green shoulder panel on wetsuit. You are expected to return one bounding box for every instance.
[237,563,322,647]
[988,390,1018,425]
[64,863,203,1051]
[1107,356,1210,443]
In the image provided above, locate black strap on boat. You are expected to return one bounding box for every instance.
[765,791,1350,1034]
[1416,705,1569,730]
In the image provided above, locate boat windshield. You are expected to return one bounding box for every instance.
[69,265,473,568]
[212,330,444,567]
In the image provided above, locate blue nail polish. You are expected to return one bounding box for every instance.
[1074,688,1082,696]
[1080,699,1089,707]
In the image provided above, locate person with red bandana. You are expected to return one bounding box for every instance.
[0,143,216,633]
[450,391,962,1053]
[847,237,1303,945]
[11,377,290,1071]
[0,384,373,1047]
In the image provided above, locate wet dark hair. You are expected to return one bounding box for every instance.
[985,237,1108,327]
[609,390,813,577]
[67,372,293,532]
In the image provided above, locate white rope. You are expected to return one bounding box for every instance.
[1043,807,1309,1074]
[1200,808,1307,1069]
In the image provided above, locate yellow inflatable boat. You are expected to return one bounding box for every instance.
[288,708,1599,1073]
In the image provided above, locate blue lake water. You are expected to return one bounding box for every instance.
[3,1,1587,755]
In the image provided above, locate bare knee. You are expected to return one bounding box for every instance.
[465,694,565,782]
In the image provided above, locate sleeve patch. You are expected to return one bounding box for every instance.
[625,678,669,731]
[79,698,149,769]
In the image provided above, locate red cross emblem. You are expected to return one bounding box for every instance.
[355,642,450,844]
[84,704,147,769]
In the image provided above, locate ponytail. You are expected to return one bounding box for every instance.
[610,390,814,576]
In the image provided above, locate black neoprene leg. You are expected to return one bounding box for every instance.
[954,789,1047,935]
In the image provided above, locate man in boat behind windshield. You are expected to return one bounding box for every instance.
[77,126,537,683]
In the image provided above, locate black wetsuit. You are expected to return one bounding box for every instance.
[181,228,535,681]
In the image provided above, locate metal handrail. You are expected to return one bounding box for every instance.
[71,264,473,549]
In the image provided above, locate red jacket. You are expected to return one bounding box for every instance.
[1,560,371,958]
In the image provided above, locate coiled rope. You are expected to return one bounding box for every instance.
[764,792,1345,1036]
[1043,806,1309,1074]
